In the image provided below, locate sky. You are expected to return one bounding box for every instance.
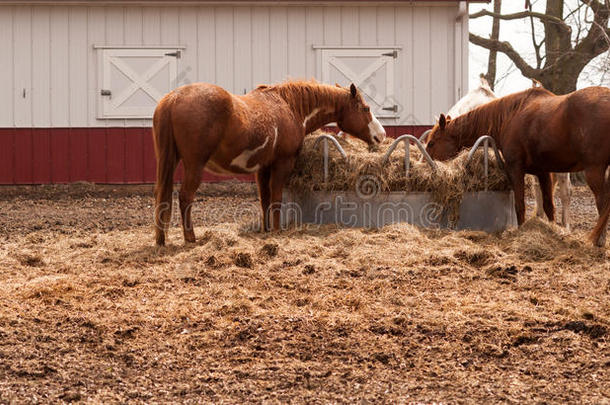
[468,0,610,96]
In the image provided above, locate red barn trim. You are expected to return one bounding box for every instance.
[0,126,431,185]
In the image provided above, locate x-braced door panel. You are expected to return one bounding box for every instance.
[321,48,399,119]
[98,48,180,119]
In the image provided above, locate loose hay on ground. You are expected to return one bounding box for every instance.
[0,185,607,403]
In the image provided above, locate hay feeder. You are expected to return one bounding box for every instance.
[282,134,517,232]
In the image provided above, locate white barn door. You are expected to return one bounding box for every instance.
[97,48,180,119]
[320,48,399,119]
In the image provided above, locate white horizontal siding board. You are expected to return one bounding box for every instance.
[395,6,414,127]
[87,7,106,126]
[358,6,377,46]
[106,7,125,45]
[13,6,32,127]
[215,7,234,90]
[269,7,288,85]
[340,6,358,46]
[234,6,252,94]
[375,6,396,124]
[69,7,88,127]
[50,6,69,127]
[105,7,125,126]
[178,7,198,88]
[197,6,215,83]
[124,7,143,46]
[88,6,105,126]
[305,7,323,79]
[0,6,14,126]
[142,7,161,46]
[376,6,395,46]
[124,6,148,127]
[160,7,179,46]
[251,7,270,85]
[32,6,51,127]
[412,6,431,125]
[323,7,340,46]
[430,6,451,118]
[460,4,469,98]
[287,7,306,80]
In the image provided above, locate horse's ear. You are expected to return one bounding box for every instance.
[439,114,447,129]
[335,83,343,88]
[349,83,357,98]
[446,115,452,122]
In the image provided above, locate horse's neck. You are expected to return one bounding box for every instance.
[303,109,340,134]
[275,84,347,134]
[450,110,496,148]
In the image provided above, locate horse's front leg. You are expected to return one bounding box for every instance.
[556,173,571,231]
[536,172,555,223]
[507,165,526,225]
[256,166,272,232]
[268,157,296,231]
[584,166,609,246]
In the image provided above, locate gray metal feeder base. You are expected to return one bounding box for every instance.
[281,190,517,233]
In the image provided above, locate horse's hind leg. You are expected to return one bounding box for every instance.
[268,157,296,231]
[179,163,203,244]
[585,166,609,246]
[507,166,527,225]
[556,173,571,231]
[533,176,545,218]
[536,172,555,223]
[256,166,272,231]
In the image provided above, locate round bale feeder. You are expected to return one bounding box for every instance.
[282,134,517,232]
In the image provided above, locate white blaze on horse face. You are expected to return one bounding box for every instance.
[368,113,386,144]
[302,108,320,129]
[230,136,270,173]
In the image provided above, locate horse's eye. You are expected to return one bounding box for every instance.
[363,106,370,112]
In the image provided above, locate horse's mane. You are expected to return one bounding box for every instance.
[256,79,348,119]
[449,87,554,142]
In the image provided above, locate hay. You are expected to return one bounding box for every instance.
[289,131,512,222]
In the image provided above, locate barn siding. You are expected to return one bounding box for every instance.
[0,3,466,129]
[0,2,463,184]
[0,126,431,184]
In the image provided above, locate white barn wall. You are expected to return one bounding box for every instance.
[0,3,467,128]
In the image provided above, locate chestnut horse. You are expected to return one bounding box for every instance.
[426,86,610,246]
[152,80,386,245]
[443,76,571,230]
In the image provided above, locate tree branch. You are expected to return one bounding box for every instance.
[575,0,610,55]
[469,9,570,30]
[469,33,539,78]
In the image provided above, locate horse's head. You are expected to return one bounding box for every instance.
[337,84,386,145]
[425,113,460,161]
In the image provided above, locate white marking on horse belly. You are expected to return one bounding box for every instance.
[272,127,278,150]
[303,108,320,128]
[230,137,270,173]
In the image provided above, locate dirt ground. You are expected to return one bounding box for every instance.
[0,182,608,403]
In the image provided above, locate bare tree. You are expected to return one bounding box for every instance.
[470,0,610,95]
[485,0,502,90]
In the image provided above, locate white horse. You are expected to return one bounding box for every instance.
[444,75,571,229]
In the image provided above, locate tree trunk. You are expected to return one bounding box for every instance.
[485,0,502,90]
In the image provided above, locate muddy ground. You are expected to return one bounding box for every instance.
[0,183,608,403]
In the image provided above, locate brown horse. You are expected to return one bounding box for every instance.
[152,80,386,245]
[425,86,610,246]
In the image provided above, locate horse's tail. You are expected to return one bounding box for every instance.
[153,94,178,246]
[589,176,610,246]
